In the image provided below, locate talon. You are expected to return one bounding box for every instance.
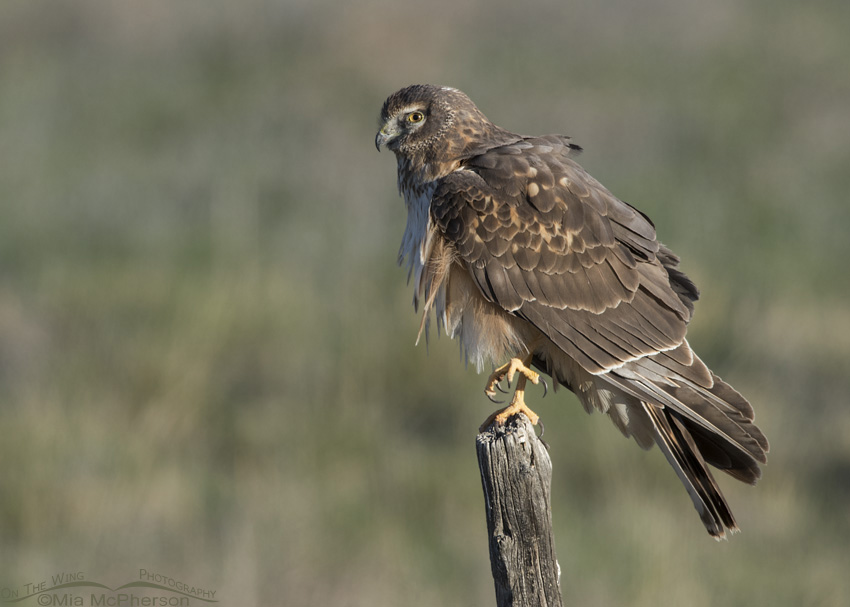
[479,398,540,431]
[480,356,544,431]
[486,391,505,405]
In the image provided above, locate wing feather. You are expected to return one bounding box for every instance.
[430,140,696,375]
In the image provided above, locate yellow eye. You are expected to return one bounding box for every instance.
[407,111,425,123]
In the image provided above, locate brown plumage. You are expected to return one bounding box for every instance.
[376,84,768,538]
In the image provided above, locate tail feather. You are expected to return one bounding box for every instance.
[683,421,761,484]
[533,342,768,538]
[656,375,768,467]
[606,368,766,477]
[644,403,737,538]
[609,349,768,467]
[599,346,767,537]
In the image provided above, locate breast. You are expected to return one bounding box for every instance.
[399,182,435,298]
[443,260,537,372]
[401,177,536,373]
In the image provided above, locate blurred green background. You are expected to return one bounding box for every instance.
[1,0,849,605]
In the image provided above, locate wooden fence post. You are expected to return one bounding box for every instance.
[476,414,564,607]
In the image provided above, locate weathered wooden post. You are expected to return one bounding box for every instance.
[476,414,564,607]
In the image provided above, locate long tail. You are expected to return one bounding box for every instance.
[604,344,769,538]
[535,340,769,538]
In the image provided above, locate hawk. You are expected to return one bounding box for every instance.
[376,84,768,538]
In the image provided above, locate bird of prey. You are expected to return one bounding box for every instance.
[375,84,768,538]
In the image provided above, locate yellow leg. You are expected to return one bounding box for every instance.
[484,357,540,398]
[480,356,542,431]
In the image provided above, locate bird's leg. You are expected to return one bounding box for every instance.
[484,356,540,398]
[480,355,542,431]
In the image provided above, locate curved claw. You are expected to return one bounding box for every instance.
[495,381,509,394]
[539,376,549,398]
[537,421,550,450]
[485,391,505,405]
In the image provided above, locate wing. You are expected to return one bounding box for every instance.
[430,136,699,375]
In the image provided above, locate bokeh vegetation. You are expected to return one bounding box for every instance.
[1,0,848,605]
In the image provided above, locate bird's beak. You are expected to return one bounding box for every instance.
[375,123,396,151]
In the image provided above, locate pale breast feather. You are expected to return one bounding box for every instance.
[398,181,436,311]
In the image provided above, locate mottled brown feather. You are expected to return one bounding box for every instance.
[378,84,768,538]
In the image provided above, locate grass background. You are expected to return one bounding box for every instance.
[1,0,849,605]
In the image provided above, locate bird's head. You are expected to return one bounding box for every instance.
[375,84,495,160]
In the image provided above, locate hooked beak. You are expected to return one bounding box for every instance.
[375,124,396,151]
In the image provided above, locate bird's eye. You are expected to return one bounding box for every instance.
[407,111,425,123]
